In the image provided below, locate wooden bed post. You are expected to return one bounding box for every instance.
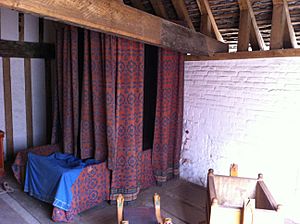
[117,194,125,224]
[0,130,5,176]
[154,193,163,224]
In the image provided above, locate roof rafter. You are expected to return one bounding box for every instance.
[171,0,195,31]
[270,0,298,49]
[130,0,145,10]
[195,0,224,42]
[238,0,266,51]
[149,0,168,19]
[0,0,228,56]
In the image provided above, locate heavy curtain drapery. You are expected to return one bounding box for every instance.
[51,26,80,155]
[80,30,108,162]
[152,48,184,184]
[52,25,145,201]
[52,25,183,201]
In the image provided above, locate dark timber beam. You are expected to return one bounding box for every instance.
[0,39,55,58]
[131,0,145,11]
[149,0,168,19]
[270,0,298,49]
[0,0,228,55]
[171,0,195,31]
[196,0,224,42]
[238,0,266,51]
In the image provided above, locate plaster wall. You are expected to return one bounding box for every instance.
[0,8,55,158]
[182,57,300,222]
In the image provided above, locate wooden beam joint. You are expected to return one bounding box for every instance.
[0,0,228,55]
[238,0,266,51]
[196,0,224,42]
[270,0,298,49]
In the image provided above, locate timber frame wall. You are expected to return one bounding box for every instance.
[0,8,55,160]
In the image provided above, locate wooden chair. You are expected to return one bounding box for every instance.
[116,193,172,224]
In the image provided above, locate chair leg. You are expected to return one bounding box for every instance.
[154,193,163,224]
[117,194,124,224]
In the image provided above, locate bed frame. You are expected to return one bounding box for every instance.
[207,169,283,224]
[12,144,111,222]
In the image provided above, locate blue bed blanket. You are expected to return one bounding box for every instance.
[24,152,98,211]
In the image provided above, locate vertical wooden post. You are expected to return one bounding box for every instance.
[45,59,52,143]
[0,131,5,176]
[20,12,34,148]
[237,10,251,51]
[3,57,14,160]
[24,58,33,147]
[41,19,53,143]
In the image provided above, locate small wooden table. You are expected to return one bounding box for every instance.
[0,130,5,176]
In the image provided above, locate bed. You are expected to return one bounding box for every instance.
[12,144,155,222]
[12,144,111,222]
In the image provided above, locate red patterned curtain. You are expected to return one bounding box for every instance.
[53,25,145,201]
[51,26,80,156]
[107,36,144,201]
[152,48,184,184]
[80,30,107,162]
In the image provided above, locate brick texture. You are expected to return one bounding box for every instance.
[181,57,300,222]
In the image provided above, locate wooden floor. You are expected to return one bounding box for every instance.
[0,170,207,224]
[0,169,298,224]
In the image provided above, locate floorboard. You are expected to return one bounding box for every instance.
[0,168,298,224]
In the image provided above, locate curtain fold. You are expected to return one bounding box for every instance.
[80,30,107,161]
[152,48,184,184]
[51,26,79,156]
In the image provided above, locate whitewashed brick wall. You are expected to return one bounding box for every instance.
[181,57,300,222]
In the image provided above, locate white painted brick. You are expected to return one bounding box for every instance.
[182,57,300,222]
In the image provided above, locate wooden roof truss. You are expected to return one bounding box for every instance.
[1,0,300,58]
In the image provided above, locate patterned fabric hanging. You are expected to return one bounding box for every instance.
[80,30,108,162]
[152,48,184,184]
[52,26,80,156]
[53,26,145,201]
[107,36,145,201]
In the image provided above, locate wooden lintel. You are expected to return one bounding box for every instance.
[0,0,228,55]
[185,48,300,61]
[196,0,224,42]
[0,39,55,58]
[171,0,195,31]
[238,0,266,51]
[149,0,168,19]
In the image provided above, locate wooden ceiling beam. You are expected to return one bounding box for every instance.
[185,48,300,61]
[238,0,266,51]
[0,0,228,56]
[270,0,297,49]
[171,0,195,31]
[195,0,224,42]
[149,0,168,19]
